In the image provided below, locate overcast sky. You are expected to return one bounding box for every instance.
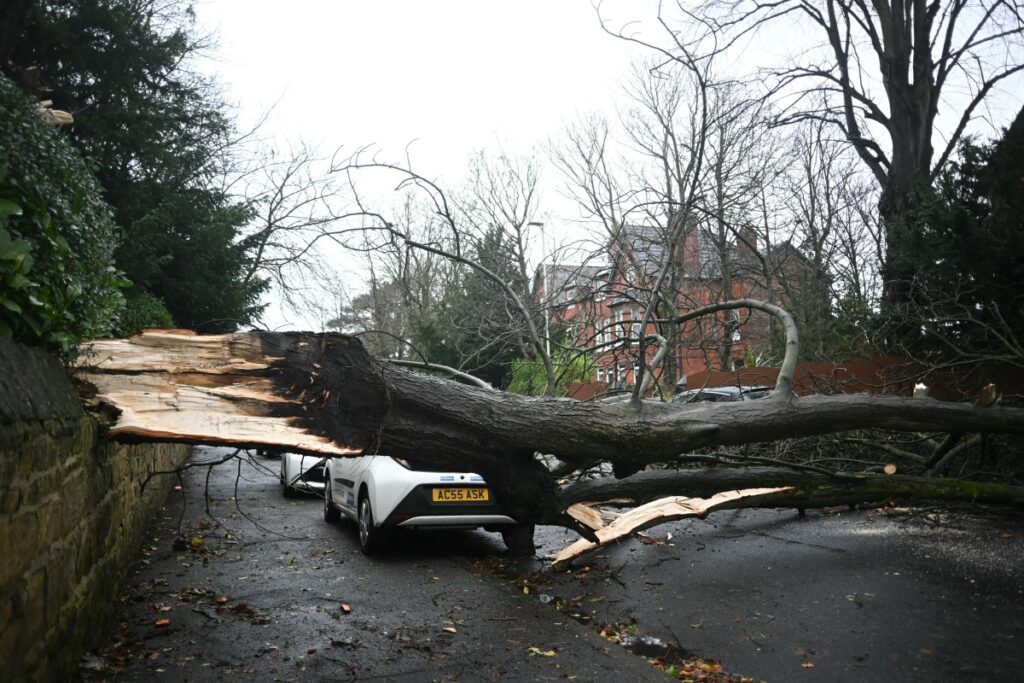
[195,0,655,328]
[197,1,647,176]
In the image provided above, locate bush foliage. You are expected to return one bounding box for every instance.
[0,74,125,351]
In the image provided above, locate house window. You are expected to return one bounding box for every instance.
[633,364,640,382]
[615,310,626,340]
[630,305,641,341]
[730,309,742,341]
[597,367,604,382]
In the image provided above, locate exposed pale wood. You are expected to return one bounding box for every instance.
[81,329,270,373]
[551,487,794,565]
[566,503,606,531]
[77,331,360,456]
[36,99,74,126]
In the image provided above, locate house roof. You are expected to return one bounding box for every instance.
[534,226,814,308]
[535,263,603,304]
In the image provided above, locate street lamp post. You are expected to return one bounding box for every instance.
[528,221,549,358]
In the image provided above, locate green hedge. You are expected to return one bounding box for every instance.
[0,74,125,351]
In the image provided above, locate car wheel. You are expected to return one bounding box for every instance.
[281,461,298,498]
[357,495,387,555]
[323,477,340,523]
[501,523,536,557]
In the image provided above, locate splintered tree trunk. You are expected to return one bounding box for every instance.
[77,330,1024,527]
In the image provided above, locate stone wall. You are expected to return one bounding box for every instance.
[0,340,191,682]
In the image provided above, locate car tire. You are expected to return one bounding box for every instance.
[280,460,299,498]
[357,495,387,555]
[281,474,298,498]
[501,523,536,557]
[323,477,341,523]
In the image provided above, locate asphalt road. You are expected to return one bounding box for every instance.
[80,447,660,682]
[82,447,1024,682]
[532,505,1024,682]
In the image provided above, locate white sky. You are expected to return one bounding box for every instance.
[196,0,651,329]
[196,1,652,179]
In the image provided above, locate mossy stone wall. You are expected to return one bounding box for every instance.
[0,340,190,682]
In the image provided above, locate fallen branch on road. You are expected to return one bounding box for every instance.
[551,487,795,566]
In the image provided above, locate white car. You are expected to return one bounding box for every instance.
[322,455,534,555]
[280,453,328,497]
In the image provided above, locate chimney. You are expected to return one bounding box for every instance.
[737,227,757,258]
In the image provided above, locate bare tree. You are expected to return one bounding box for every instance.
[329,149,559,395]
[600,0,1024,306]
[551,57,719,396]
[236,143,365,319]
[552,61,800,390]
[328,194,460,360]
[774,119,882,357]
[454,150,549,366]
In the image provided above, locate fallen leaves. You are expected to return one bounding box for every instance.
[655,655,757,682]
[227,602,256,616]
[598,619,639,645]
[221,601,271,625]
[441,626,458,634]
[527,646,557,657]
[153,618,170,628]
[340,603,352,614]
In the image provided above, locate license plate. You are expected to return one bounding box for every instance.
[432,487,489,502]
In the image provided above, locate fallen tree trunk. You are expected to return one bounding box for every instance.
[76,330,1024,526]
[561,467,1024,509]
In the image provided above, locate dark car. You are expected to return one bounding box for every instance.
[670,385,773,404]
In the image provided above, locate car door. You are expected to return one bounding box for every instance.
[331,455,372,516]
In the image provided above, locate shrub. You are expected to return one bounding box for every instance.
[112,291,175,337]
[0,74,125,352]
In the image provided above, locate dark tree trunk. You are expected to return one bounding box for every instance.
[562,467,1024,509]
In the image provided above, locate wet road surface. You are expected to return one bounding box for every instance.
[531,503,1024,682]
[80,448,658,682]
[83,447,1023,681]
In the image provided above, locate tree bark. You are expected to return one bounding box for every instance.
[561,467,1024,509]
[76,330,1024,525]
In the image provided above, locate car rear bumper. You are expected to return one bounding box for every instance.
[396,514,516,528]
[382,483,516,527]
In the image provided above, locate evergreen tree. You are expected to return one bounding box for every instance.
[0,73,124,350]
[907,106,1024,352]
[5,0,267,332]
[441,227,535,389]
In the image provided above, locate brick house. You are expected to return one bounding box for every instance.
[534,224,811,393]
